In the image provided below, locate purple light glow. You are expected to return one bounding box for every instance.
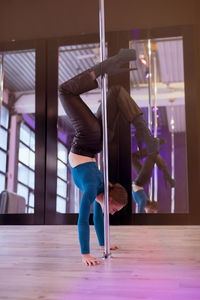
[22,114,35,129]
[58,130,68,145]
[145,73,150,79]
[132,28,139,39]
[152,107,159,112]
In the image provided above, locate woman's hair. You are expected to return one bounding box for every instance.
[145,200,158,212]
[109,183,128,207]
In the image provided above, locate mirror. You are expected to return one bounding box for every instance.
[129,37,188,213]
[57,43,105,214]
[0,49,36,214]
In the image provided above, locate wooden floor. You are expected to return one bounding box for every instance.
[0,225,200,300]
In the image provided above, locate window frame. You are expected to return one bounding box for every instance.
[0,26,199,225]
[0,39,46,225]
[45,26,199,225]
[0,104,10,193]
[17,121,35,213]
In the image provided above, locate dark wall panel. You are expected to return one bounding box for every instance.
[0,0,197,42]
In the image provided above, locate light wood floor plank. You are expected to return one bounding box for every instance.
[0,226,200,300]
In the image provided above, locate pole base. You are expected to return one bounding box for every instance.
[102,252,112,259]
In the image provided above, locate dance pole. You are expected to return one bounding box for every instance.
[169,98,175,213]
[147,39,153,201]
[99,0,111,258]
[153,54,158,202]
[0,52,5,125]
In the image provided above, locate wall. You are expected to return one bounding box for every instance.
[0,0,197,42]
[1,0,200,222]
[1,0,199,137]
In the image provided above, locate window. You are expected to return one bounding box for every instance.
[129,37,188,213]
[0,105,9,193]
[56,43,104,214]
[56,142,68,213]
[17,122,35,213]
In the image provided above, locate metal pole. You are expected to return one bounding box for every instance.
[153,54,158,203]
[0,52,5,125]
[147,39,153,201]
[99,0,110,258]
[169,99,175,213]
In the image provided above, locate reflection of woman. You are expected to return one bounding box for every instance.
[132,148,175,213]
[58,49,162,266]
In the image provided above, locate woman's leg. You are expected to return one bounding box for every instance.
[155,154,175,188]
[131,152,143,174]
[132,150,156,187]
[96,85,142,126]
[58,71,102,157]
[104,86,160,156]
[132,150,175,188]
[131,151,154,213]
[132,189,148,213]
[96,85,143,148]
[96,85,159,155]
[92,48,136,77]
[134,154,156,187]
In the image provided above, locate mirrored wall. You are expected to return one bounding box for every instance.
[0,27,196,225]
[129,36,188,214]
[0,49,36,214]
[57,43,105,214]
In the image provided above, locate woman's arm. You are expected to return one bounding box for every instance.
[93,200,120,252]
[93,200,104,247]
[78,187,101,266]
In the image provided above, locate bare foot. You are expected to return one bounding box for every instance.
[100,245,120,251]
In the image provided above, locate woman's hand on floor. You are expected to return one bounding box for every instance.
[82,254,100,266]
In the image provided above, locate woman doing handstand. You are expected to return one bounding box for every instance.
[58,49,162,266]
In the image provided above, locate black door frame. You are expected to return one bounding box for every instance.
[45,34,99,225]
[1,25,199,225]
[45,25,200,225]
[0,40,46,225]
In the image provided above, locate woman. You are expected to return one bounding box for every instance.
[132,148,175,213]
[58,49,161,266]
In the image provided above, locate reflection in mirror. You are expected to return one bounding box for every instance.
[129,37,188,214]
[0,49,35,214]
[57,43,105,213]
